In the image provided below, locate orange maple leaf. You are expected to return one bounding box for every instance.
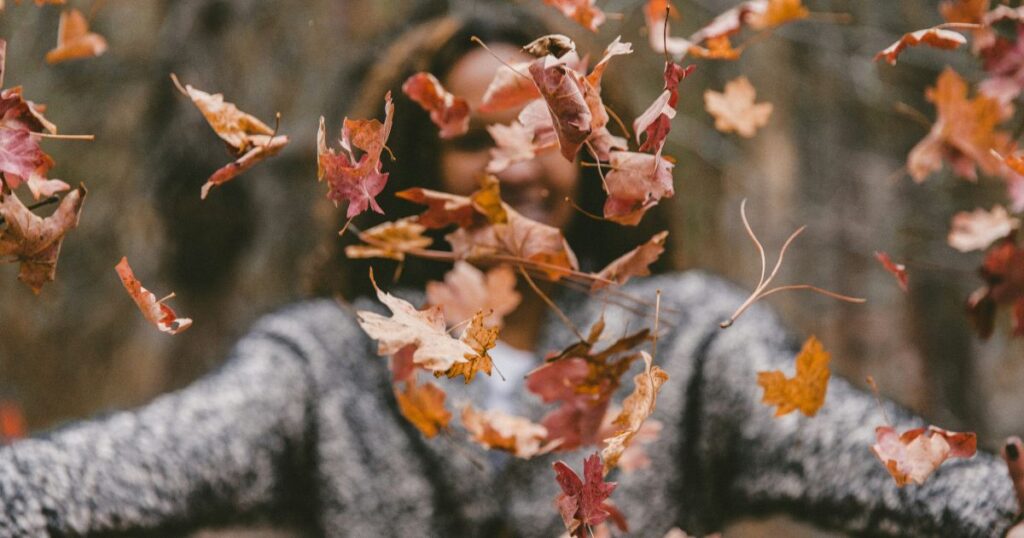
[395,378,451,438]
[45,8,107,64]
[704,76,773,137]
[115,257,192,335]
[757,335,830,417]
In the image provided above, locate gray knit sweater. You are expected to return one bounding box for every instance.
[0,271,1017,537]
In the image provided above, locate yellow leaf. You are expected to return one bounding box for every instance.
[757,335,830,417]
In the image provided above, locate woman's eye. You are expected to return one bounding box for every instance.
[444,128,494,152]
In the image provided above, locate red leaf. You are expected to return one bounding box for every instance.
[115,257,193,335]
[552,453,623,537]
[602,151,675,226]
[401,72,470,139]
[874,251,909,292]
[480,61,540,113]
[528,55,592,162]
[635,62,695,155]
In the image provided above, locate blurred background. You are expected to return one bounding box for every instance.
[0,0,1019,536]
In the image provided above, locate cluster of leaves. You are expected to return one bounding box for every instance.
[872,0,1024,340]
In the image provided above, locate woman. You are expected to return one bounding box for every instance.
[0,5,1021,537]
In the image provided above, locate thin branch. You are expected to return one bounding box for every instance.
[518,265,585,342]
[652,289,662,358]
[564,196,606,222]
[720,200,865,328]
[30,132,95,141]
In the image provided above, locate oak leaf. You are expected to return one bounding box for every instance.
[426,261,522,327]
[875,28,967,66]
[401,72,470,139]
[948,205,1020,252]
[592,231,668,291]
[461,405,551,458]
[115,257,192,335]
[356,270,474,372]
[704,76,773,138]
[45,8,107,64]
[395,378,451,438]
[871,425,977,486]
[0,184,84,293]
[600,351,669,474]
[757,335,830,417]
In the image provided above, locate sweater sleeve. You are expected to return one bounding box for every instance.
[678,277,1019,537]
[0,305,322,536]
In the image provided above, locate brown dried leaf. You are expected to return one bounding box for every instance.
[592,231,668,291]
[704,76,773,138]
[462,405,552,458]
[600,351,669,473]
[426,261,522,327]
[0,184,84,294]
[115,257,192,335]
[871,425,977,486]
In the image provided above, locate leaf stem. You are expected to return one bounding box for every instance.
[518,265,585,342]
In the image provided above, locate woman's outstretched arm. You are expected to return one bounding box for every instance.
[672,273,1019,536]
[0,305,322,536]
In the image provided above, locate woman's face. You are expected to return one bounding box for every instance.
[440,45,580,228]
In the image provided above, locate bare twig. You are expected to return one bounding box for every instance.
[720,199,866,328]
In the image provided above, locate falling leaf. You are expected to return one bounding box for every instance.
[908,68,1010,183]
[44,8,107,64]
[704,76,773,138]
[0,126,48,191]
[344,217,433,261]
[871,425,977,486]
[600,351,669,474]
[317,93,393,217]
[426,261,522,327]
[592,231,668,291]
[470,175,508,225]
[172,74,289,199]
[542,0,606,32]
[874,251,909,292]
[635,62,695,156]
[437,310,499,384]
[395,378,451,438]
[966,238,1024,338]
[523,34,578,59]
[0,401,25,443]
[875,27,967,66]
[356,270,474,373]
[480,61,540,113]
[528,55,592,162]
[940,0,989,24]
[395,187,477,229]
[748,0,810,29]
[402,72,471,139]
[487,121,540,174]
[602,151,675,226]
[757,335,830,417]
[115,257,192,335]
[461,405,552,458]
[948,205,1020,252]
[0,184,85,294]
[552,453,626,537]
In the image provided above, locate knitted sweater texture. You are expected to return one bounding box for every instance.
[0,271,1016,537]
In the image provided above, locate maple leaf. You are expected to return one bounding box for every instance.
[948,205,1020,252]
[437,310,499,384]
[757,335,830,417]
[356,270,474,372]
[401,72,470,139]
[0,184,84,294]
[874,251,909,293]
[171,74,289,199]
[45,8,107,64]
[871,425,977,486]
[908,68,1010,182]
[461,405,552,458]
[115,257,193,335]
[635,62,695,156]
[344,217,433,261]
[542,0,605,32]
[602,151,675,226]
[395,378,451,438]
[875,27,967,66]
[552,453,625,537]
[425,261,522,327]
[480,61,540,113]
[318,93,394,218]
[592,231,668,291]
[600,351,669,474]
[704,76,773,138]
